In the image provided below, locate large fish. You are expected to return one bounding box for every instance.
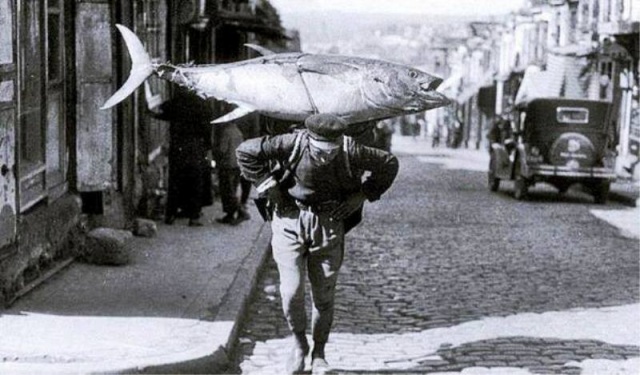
[101,24,451,124]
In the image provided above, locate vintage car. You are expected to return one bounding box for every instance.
[488,98,617,203]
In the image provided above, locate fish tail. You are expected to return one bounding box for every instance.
[101,24,154,110]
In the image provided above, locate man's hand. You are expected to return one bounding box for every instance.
[331,192,367,220]
[266,185,286,209]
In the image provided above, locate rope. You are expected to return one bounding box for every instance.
[297,68,319,114]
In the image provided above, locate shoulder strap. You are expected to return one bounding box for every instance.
[287,130,306,166]
[343,136,353,179]
[278,131,307,183]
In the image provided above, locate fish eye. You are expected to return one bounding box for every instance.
[408,70,418,79]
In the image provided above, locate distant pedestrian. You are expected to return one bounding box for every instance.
[345,120,394,152]
[344,120,377,147]
[431,128,440,148]
[237,114,399,374]
[374,121,394,151]
[212,121,250,225]
[488,114,514,153]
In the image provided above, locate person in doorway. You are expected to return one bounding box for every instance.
[236,114,399,374]
[374,120,394,151]
[212,121,250,225]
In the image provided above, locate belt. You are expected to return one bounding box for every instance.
[295,200,341,213]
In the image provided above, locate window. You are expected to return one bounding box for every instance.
[18,0,68,211]
[0,0,17,246]
[557,107,589,124]
[138,0,168,161]
[601,0,611,22]
[599,59,614,100]
[46,0,67,194]
[19,0,46,210]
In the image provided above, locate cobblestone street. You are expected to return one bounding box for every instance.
[230,142,640,374]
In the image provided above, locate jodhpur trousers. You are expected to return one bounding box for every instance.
[271,207,345,346]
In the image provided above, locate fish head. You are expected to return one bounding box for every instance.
[363,62,451,116]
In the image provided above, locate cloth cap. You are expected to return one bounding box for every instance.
[304,114,348,141]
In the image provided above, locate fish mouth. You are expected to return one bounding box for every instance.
[420,78,443,92]
[417,86,452,108]
[416,79,452,108]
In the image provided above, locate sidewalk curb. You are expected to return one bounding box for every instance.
[609,190,639,207]
[137,221,273,375]
[216,222,273,363]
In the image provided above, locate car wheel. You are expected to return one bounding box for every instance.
[488,155,500,192]
[593,180,610,205]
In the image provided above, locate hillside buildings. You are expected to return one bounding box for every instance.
[437,0,638,178]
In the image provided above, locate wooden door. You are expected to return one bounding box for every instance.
[0,0,18,247]
[18,0,47,210]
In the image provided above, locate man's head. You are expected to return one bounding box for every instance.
[304,114,348,143]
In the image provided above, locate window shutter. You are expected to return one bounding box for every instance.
[0,0,17,245]
[75,1,113,191]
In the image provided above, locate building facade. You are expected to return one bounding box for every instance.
[442,0,638,176]
[0,0,288,306]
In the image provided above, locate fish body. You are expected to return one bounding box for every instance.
[102,25,451,124]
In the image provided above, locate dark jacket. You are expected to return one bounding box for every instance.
[152,92,214,213]
[236,130,399,204]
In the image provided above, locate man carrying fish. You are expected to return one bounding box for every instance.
[236,114,399,374]
[100,26,448,373]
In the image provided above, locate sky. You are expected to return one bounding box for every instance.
[270,0,527,27]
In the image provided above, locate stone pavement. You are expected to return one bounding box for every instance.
[393,136,639,240]
[0,135,637,375]
[392,136,640,205]
[240,305,640,374]
[236,136,640,375]
[0,200,272,374]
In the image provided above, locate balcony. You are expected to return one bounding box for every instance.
[215,0,256,19]
[207,0,286,38]
[598,0,639,35]
[599,19,640,35]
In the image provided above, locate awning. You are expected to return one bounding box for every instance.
[548,43,594,57]
[437,73,463,95]
[514,54,590,107]
[515,66,557,107]
[216,12,289,39]
[478,84,497,115]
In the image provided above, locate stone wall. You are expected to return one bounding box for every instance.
[0,194,83,306]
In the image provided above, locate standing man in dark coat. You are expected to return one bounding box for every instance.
[154,90,213,226]
[212,121,250,225]
[236,114,399,374]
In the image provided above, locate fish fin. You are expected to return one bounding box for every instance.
[101,24,154,109]
[211,105,255,124]
[297,59,361,76]
[244,44,276,56]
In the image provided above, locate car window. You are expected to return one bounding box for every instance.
[557,107,589,124]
